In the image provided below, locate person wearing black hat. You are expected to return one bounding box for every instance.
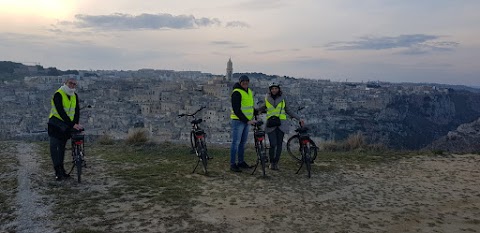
[229,75,257,172]
[257,82,305,170]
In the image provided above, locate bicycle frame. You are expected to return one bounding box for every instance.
[251,116,267,177]
[294,127,313,178]
[70,129,86,183]
[178,106,209,174]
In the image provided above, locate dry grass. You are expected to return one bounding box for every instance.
[97,133,115,145]
[321,132,386,152]
[125,129,149,146]
[344,132,366,150]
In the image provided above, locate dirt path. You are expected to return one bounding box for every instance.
[14,142,55,233]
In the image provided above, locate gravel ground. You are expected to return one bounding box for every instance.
[1,142,480,233]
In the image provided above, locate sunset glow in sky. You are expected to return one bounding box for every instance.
[1,0,479,86]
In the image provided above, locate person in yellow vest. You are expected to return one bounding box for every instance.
[257,82,305,170]
[230,75,257,172]
[47,78,83,181]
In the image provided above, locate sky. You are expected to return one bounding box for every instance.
[1,0,479,86]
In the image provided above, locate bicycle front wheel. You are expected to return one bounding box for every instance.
[303,146,311,178]
[287,135,302,162]
[258,142,266,177]
[75,146,83,183]
[288,135,318,163]
[198,139,208,174]
[190,131,196,153]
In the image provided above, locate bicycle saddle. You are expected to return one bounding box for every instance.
[255,120,264,127]
[295,126,309,134]
[191,119,203,124]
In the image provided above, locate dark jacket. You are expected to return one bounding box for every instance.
[231,82,256,123]
[48,92,80,140]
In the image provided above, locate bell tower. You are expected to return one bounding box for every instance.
[226,58,233,81]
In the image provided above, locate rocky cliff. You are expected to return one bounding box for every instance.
[318,89,480,150]
[428,117,480,153]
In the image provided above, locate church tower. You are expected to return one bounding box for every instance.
[226,58,233,81]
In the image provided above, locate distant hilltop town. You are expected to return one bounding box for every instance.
[1,60,480,150]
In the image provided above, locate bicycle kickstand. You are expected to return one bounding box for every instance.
[295,161,304,174]
[192,159,200,173]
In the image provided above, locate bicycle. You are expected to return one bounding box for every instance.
[251,115,268,177]
[68,128,86,183]
[178,106,210,174]
[286,121,318,178]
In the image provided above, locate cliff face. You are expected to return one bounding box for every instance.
[342,90,480,150]
[428,117,480,153]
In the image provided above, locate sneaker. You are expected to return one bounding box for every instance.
[55,175,63,181]
[237,161,252,169]
[60,167,71,179]
[230,164,242,172]
[273,163,279,171]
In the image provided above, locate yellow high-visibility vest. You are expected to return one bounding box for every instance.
[49,88,76,121]
[266,98,286,120]
[230,88,254,120]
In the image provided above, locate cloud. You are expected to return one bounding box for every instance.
[210,41,247,49]
[226,21,249,28]
[0,32,183,69]
[236,0,287,10]
[63,13,221,30]
[254,49,284,54]
[325,34,459,54]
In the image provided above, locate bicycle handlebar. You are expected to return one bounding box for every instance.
[71,128,85,133]
[254,120,264,127]
[178,106,206,118]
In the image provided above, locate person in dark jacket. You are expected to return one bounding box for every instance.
[47,78,82,181]
[229,75,257,172]
[257,82,304,170]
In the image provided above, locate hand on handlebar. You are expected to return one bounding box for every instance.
[247,120,257,125]
[73,124,83,130]
[299,119,305,127]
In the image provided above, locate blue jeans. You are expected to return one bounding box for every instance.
[230,120,250,166]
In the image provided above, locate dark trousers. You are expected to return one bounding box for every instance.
[267,128,284,164]
[50,136,68,176]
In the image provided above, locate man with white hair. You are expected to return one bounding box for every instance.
[47,78,83,181]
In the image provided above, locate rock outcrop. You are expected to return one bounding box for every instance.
[428,117,480,153]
